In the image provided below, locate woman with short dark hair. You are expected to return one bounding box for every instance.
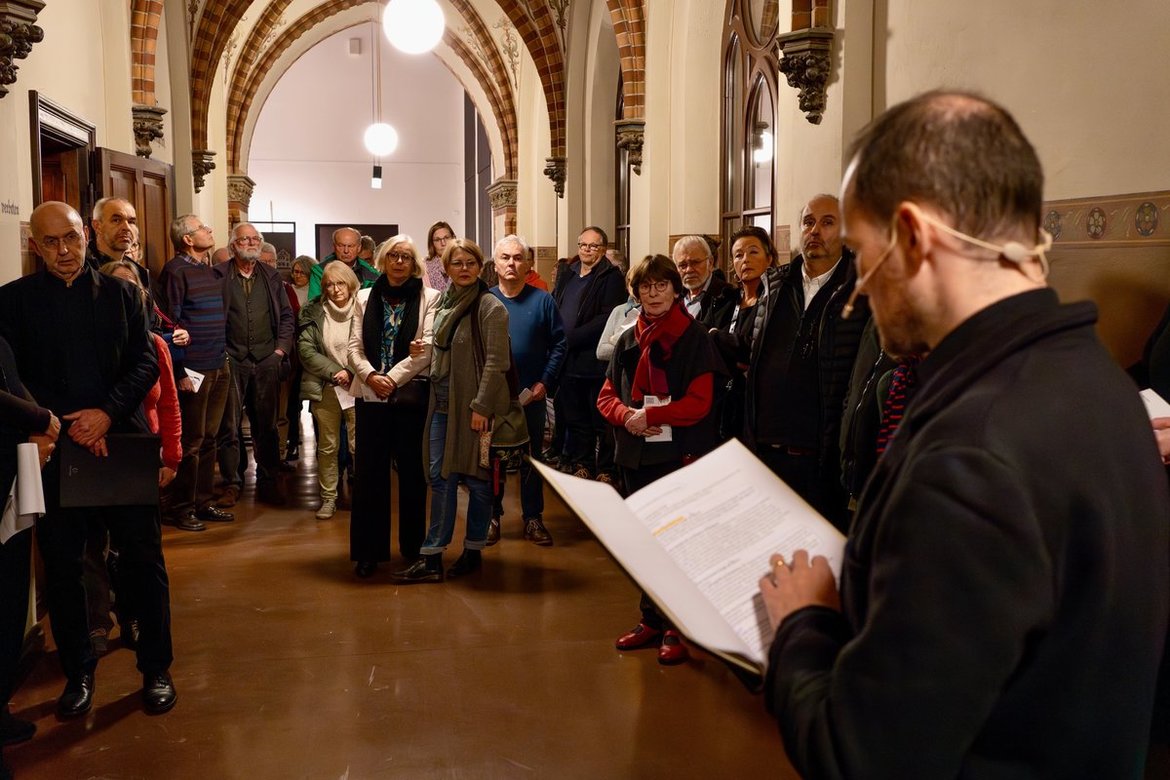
[596,254,726,665]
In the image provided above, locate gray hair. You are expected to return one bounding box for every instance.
[231,223,265,243]
[260,242,277,255]
[493,234,530,259]
[92,196,134,222]
[671,234,712,261]
[170,214,199,251]
[332,226,361,244]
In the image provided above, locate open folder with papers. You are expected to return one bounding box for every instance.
[534,438,846,675]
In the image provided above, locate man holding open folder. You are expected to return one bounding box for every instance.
[759,92,1170,776]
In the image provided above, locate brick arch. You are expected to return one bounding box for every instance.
[228,2,517,186]
[130,0,165,105]
[606,0,645,121]
[225,0,517,178]
[189,0,252,154]
[495,0,566,161]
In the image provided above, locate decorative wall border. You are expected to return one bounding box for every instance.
[1044,190,1170,249]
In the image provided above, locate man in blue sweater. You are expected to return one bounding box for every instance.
[489,235,566,545]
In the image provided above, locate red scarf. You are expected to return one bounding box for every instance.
[632,301,692,402]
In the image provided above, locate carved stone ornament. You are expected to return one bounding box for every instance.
[0,0,46,100]
[615,119,645,175]
[778,28,834,125]
[132,104,167,158]
[543,156,566,199]
[486,178,518,210]
[226,174,256,209]
[192,149,217,193]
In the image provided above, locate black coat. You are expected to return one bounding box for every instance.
[552,259,627,377]
[766,289,1170,778]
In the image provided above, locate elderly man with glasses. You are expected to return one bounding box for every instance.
[212,223,294,505]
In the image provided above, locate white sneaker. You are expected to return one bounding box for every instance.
[315,499,336,520]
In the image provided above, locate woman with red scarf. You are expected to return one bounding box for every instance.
[596,254,725,665]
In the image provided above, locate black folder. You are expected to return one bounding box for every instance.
[58,433,160,508]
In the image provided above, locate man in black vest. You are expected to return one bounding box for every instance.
[214,223,294,505]
[0,201,176,718]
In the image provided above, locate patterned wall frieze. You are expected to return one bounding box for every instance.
[1044,191,1170,248]
[493,15,519,89]
[132,104,167,157]
[0,0,46,100]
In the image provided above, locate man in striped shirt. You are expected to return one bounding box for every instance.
[156,214,234,531]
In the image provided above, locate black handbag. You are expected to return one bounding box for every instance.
[389,376,430,407]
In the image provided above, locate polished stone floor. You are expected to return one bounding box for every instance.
[6,424,796,779]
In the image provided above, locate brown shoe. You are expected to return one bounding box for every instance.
[571,466,592,480]
[486,515,501,546]
[523,517,553,546]
[216,485,241,508]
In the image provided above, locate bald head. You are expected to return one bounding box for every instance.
[30,201,88,282]
[333,227,361,265]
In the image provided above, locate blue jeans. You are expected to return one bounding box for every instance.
[421,412,492,554]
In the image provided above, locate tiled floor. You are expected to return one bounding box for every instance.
[6,433,796,779]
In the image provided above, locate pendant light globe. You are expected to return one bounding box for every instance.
[363,122,399,157]
[383,0,445,55]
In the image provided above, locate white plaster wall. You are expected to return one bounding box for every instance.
[631,0,674,258]
[581,2,618,238]
[515,54,558,254]
[248,26,464,256]
[881,0,1170,200]
[666,0,723,236]
[152,4,174,166]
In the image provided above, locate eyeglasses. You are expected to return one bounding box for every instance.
[38,231,84,250]
[185,224,211,236]
[386,251,414,264]
[577,242,603,251]
[637,280,672,294]
[447,260,480,270]
[433,234,453,244]
[234,236,261,244]
[323,281,349,289]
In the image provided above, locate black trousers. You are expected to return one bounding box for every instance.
[0,531,31,702]
[350,400,428,562]
[226,354,283,483]
[559,374,615,475]
[172,362,231,516]
[37,464,172,681]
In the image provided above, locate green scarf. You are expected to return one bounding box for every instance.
[431,279,486,385]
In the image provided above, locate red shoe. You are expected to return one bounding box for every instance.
[657,630,689,665]
[615,622,662,651]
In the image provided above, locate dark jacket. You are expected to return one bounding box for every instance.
[606,319,726,469]
[0,334,53,493]
[552,258,627,377]
[0,267,158,433]
[767,289,1170,778]
[837,318,896,504]
[213,259,295,360]
[694,274,737,330]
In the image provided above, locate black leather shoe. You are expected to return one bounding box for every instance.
[446,549,482,579]
[195,506,235,522]
[173,513,206,532]
[524,517,554,546]
[390,555,443,583]
[142,671,177,714]
[120,618,140,650]
[56,671,95,719]
[486,516,501,546]
[0,708,35,746]
[354,561,378,578]
[284,444,299,461]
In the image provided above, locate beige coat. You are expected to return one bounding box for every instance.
[347,285,441,397]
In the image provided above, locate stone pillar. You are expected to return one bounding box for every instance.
[0,0,45,100]
[226,174,255,227]
[486,178,518,240]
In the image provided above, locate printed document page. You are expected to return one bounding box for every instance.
[535,439,845,672]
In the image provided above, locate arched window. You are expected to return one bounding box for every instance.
[721,0,780,267]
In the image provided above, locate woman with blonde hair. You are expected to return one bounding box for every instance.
[298,261,361,520]
[347,235,440,578]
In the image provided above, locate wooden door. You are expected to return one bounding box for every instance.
[96,148,174,280]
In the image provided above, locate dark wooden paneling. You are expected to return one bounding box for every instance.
[96,148,174,279]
